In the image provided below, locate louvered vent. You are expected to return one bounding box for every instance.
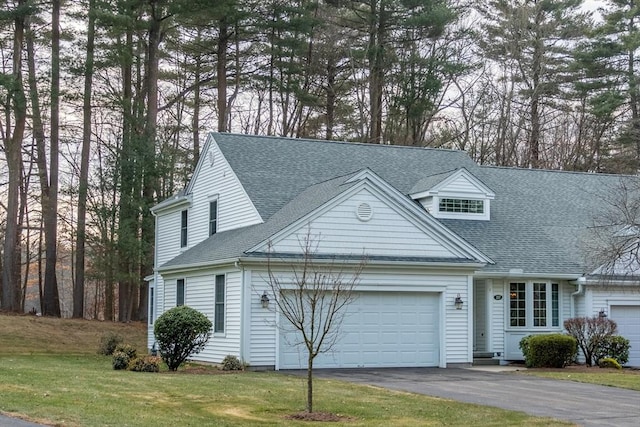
[356,203,373,221]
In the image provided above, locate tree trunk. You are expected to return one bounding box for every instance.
[1,0,27,313]
[74,0,96,318]
[217,17,229,132]
[306,355,314,413]
[42,0,62,317]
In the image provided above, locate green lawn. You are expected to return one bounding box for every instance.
[0,354,572,427]
[519,368,640,391]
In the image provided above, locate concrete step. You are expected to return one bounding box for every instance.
[473,357,500,366]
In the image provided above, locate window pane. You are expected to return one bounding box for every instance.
[509,283,526,327]
[552,283,559,327]
[150,287,155,324]
[533,282,546,327]
[439,198,484,214]
[177,279,185,306]
[209,201,218,236]
[181,210,188,247]
[214,275,225,333]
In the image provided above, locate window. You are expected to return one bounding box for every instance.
[509,281,560,328]
[509,283,526,327]
[149,287,155,324]
[214,275,225,333]
[439,198,484,214]
[180,210,188,247]
[176,279,185,306]
[209,200,218,236]
[533,282,547,327]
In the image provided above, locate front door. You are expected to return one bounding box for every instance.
[474,280,487,352]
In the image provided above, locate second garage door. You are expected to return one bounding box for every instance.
[610,305,640,367]
[278,291,440,369]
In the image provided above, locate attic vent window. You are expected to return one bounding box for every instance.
[356,203,373,221]
[439,198,484,214]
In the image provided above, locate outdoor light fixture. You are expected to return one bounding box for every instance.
[260,291,270,309]
[598,308,608,318]
[454,294,464,310]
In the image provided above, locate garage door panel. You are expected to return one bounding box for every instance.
[279,291,440,369]
[611,305,640,367]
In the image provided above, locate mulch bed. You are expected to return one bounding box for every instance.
[285,411,355,422]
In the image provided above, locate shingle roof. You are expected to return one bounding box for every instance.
[213,133,477,220]
[162,132,632,277]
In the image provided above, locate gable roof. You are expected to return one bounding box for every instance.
[160,168,491,272]
[442,166,629,276]
[212,133,477,221]
[410,168,495,199]
[160,132,636,278]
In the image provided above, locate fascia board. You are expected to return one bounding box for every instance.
[185,133,215,194]
[474,271,582,280]
[157,257,239,275]
[150,195,191,215]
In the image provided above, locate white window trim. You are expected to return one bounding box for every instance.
[507,280,561,330]
[208,195,219,236]
[214,274,226,335]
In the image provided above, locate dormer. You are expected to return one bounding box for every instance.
[410,169,495,221]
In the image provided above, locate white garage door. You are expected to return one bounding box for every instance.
[610,305,640,367]
[278,292,440,369]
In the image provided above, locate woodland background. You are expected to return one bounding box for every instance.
[0,0,638,321]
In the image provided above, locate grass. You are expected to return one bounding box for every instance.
[0,313,146,355]
[519,368,640,391]
[0,314,573,426]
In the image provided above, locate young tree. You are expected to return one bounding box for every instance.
[266,232,366,413]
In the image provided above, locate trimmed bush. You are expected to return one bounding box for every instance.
[594,335,630,366]
[564,316,617,366]
[98,332,123,356]
[520,334,577,368]
[112,351,130,370]
[128,355,162,372]
[221,355,244,371]
[154,306,212,371]
[598,357,622,370]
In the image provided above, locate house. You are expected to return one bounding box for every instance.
[148,133,640,368]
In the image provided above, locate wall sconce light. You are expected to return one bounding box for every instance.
[598,308,607,318]
[260,291,270,309]
[454,294,463,310]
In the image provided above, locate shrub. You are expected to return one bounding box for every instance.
[221,355,244,371]
[112,351,130,370]
[598,357,622,370]
[594,335,630,366]
[520,334,577,368]
[128,355,162,373]
[598,357,622,369]
[564,316,617,366]
[114,343,137,360]
[154,306,212,371]
[98,332,123,356]
[519,335,533,365]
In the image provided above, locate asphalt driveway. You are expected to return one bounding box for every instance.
[287,366,640,427]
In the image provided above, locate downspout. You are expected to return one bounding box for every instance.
[150,210,159,351]
[570,276,586,318]
[235,260,246,364]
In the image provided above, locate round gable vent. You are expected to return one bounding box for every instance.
[356,203,373,222]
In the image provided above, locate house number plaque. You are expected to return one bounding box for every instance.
[493,295,503,300]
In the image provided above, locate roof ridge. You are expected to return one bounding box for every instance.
[212,132,467,154]
[479,164,636,178]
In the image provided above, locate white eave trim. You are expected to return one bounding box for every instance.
[157,258,239,274]
[150,194,191,214]
[474,271,582,280]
